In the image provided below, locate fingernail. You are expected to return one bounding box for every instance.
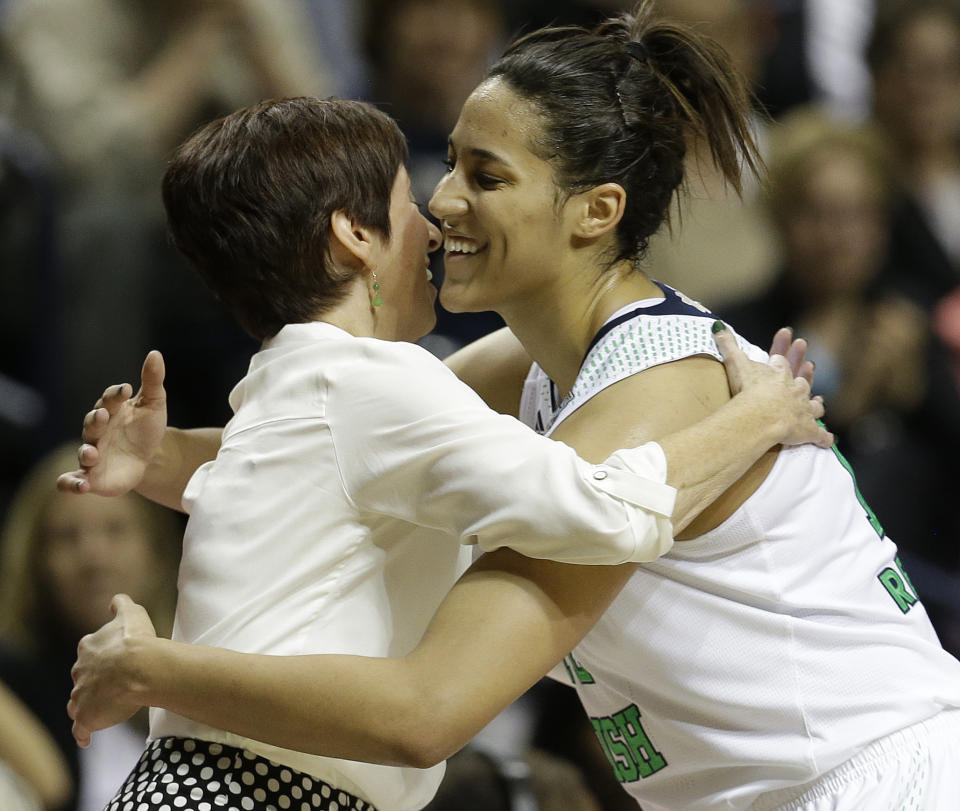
[711,320,727,334]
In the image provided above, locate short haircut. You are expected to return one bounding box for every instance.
[162,97,409,340]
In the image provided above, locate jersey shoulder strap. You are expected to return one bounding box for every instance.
[520,283,748,435]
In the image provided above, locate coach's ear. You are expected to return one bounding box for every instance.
[330,210,379,270]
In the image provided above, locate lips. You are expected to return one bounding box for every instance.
[443,232,483,256]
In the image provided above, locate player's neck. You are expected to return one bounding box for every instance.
[500,263,662,397]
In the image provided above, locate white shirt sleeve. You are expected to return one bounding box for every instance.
[327,341,676,565]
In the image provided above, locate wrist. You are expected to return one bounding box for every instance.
[152,426,181,469]
[123,635,169,706]
[729,389,785,450]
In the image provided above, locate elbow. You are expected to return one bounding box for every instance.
[386,718,465,770]
[381,693,474,769]
[391,739,450,770]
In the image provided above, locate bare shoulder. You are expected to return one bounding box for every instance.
[443,327,533,417]
[550,355,730,462]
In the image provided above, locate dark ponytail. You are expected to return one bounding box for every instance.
[487,0,761,263]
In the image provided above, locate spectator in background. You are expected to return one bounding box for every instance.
[730,108,926,433]
[362,0,504,165]
[868,0,960,308]
[862,4,960,628]
[0,678,71,811]
[722,107,960,648]
[640,0,781,311]
[361,0,509,354]
[0,444,181,811]
[0,0,331,433]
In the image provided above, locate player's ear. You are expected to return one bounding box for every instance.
[571,183,626,240]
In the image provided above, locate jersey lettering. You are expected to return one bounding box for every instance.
[562,653,595,684]
[590,704,667,783]
[878,556,919,614]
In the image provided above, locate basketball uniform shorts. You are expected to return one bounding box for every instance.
[752,709,960,811]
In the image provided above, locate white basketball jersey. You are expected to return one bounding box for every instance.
[520,283,960,811]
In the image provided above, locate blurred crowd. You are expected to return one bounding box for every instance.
[1,0,959,809]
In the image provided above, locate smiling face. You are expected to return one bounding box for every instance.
[428,78,581,316]
[370,165,442,341]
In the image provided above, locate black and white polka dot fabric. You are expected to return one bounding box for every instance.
[105,737,375,811]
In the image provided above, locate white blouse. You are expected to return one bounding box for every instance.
[152,321,677,810]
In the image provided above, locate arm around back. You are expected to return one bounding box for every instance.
[70,550,635,768]
[68,339,829,766]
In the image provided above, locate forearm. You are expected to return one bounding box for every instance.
[124,637,518,768]
[660,390,785,532]
[0,681,72,809]
[115,551,611,769]
[135,427,221,511]
[129,637,441,766]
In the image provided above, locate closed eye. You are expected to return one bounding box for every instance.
[475,173,503,190]
[442,155,505,190]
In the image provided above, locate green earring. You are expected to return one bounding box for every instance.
[372,271,383,307]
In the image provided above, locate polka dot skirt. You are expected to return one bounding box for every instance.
[105,737,376,811]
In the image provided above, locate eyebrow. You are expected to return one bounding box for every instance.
[448,138,511,167]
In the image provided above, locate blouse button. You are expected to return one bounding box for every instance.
[593,470,608,480]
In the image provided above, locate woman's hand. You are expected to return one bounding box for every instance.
[768,326,815,383]
[714,325,833,448]
[56,351,168,497]
[68,594,158,748]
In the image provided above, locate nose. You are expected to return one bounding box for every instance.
[429,172,468,222]
[425,217,442,252]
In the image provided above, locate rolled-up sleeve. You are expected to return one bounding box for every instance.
[329,342,676,565]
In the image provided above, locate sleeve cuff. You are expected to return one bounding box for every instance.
[595,442,676,563]
[596,442,676,518]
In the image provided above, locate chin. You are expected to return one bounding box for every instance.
[438,284,482,315]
